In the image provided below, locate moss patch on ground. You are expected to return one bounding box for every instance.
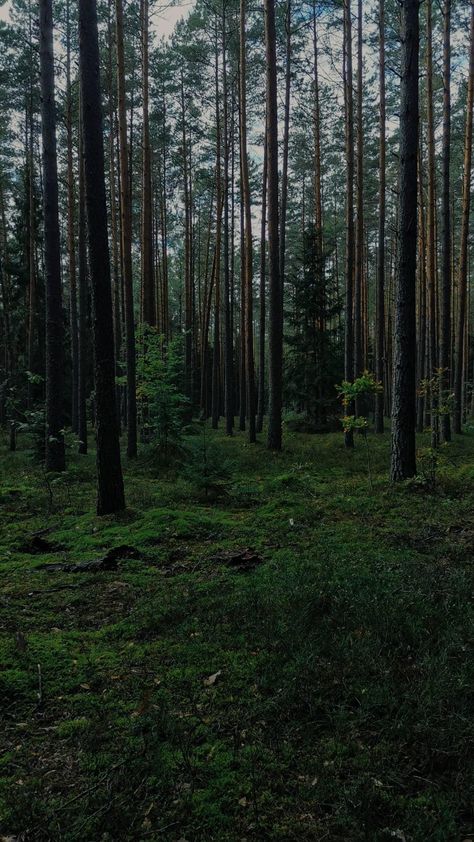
[1,425,473,841]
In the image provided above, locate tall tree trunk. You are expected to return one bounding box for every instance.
[279,0,291,295]
[390,0,419,482]
[375,0,385,433]
[222,3,233,436]
[39,0,66,472]
[79,0,125,514]
[256,115,267,434]
[265,0,282,450]
[354,0,363,384]
[343,0,355,447]
[211,30,222,430]
[240,0,255,442]
[426,0,438,444]
[66,0,78,433]
[27,106,37,408]
[115,0,137,457]
[440,0,452,442]
[141,0,155,326]
[312,3,322,261]
[77,90,88,455]
[453,1,474,433]
[181,74,193,401]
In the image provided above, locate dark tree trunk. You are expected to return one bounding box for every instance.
[222,5,233,437]
[140,0,155,326]
[115,0,137,457]
[440,0,451,442]
[79,0,125,514]
[77,98,88,455]
[66,0,78,434]
[354,0,363,385]
[343,0,355,448]
[279,0,291,298]
[265,0,282,451]
[240,0,256,443]
[256,115,267,435]
[211,29,222,430]
[39,0,66,472]
[375,0,385,433]
[390,0,419,482]
[453,2,474,433]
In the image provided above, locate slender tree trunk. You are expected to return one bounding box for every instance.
[66,0,78,433]
[265,0,282,450]
[141,0,155,326]
[343,0,355,447]
[417,135,427,432]
[426,0,438,444]
[256,116,267,434]
[375,0,385,433]
[390,0,419,482]
[39,0,65,472]
[79,0,125,514]
[454,1,474,433]
[115,0,137,457]
[222,4,233,436]
[211,31,222,429]
[240,0,256,442]
[279,0,291,296]
[27,107,37,408]
[354,0,363,385]
[440,0,452,442]
[77,90,88,455]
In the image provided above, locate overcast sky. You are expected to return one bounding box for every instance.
[0,0,194,38]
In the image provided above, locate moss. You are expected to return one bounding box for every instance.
[0,426,473,839]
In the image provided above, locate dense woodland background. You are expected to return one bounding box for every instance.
[0,0,472,504]
[1,1,474,840]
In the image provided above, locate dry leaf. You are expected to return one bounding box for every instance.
[203,670,222,687]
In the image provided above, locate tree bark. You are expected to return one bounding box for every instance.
[453,1,474,433]
[375,0,385,433]
[140,0,155,326]
[390,0,419,482]
[343,0,355,448]
[240,0,256,442]
[79,0,125,514]
[77,93,88,455]
[440,0,452,442]
[256,115,267,434]
[265,0,282,450]
[115,0,137,457]
[39,0,66,472]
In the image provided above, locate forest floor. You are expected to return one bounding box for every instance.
[0,423,473,842]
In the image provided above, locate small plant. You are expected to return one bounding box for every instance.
[133,327,188,461]
[336,372,383,488]
[418,368,454,449]
[183,423,233,501]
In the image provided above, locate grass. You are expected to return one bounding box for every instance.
[0,422,473,841]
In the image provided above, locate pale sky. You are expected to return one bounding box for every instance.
[0,0,194,38]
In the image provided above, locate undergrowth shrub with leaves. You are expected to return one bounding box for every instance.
[134,327,188,461]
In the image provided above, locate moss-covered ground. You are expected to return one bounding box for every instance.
[1,425,473,841]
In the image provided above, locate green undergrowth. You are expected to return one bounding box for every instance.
[0,424,473,841]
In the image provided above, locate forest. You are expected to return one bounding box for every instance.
[0,0,474,838]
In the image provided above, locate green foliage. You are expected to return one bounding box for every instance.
[1,422,474,841]
[182,423,234,501]
[135,327,188,460]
